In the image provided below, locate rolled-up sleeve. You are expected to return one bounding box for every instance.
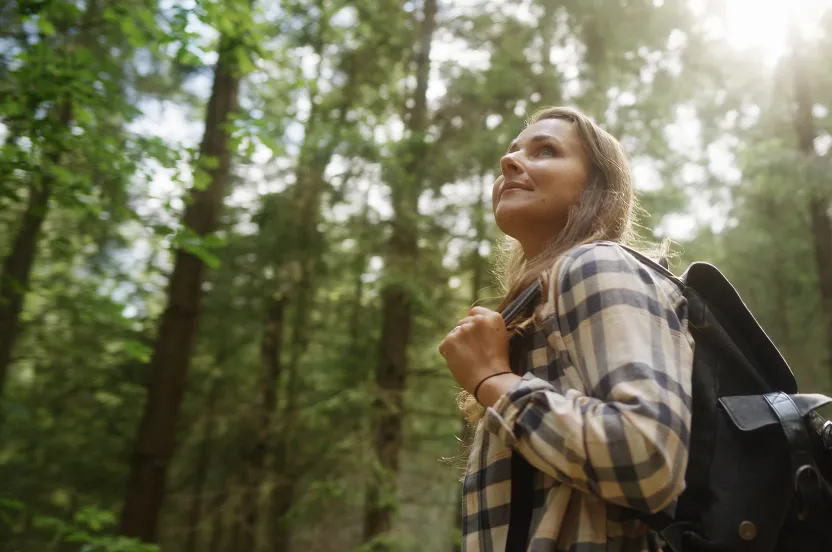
[484,242,694,514]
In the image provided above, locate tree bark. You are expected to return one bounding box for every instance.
[349,191,372,356]
[269,457,295,552]
[207,490,229,552]
[362,0,437,548]
[262,177,324,552]
[268,332,300,552]
[184,378,221,552]
[266,159,328,550]
[118,35,243,542]
[0,102,72,397]
[266,74,359,552]
[790,24,832,371]
[238,296,287,552]
[757,195,794,356]
[807,198,832,368]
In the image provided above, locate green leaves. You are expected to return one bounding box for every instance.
[123,341,153,363]
[52,507,159,552]
[190,167,212,192]
[36,17,57,37]
[171,227,226,269]
[1,500,158,551]
[198,154,221,171]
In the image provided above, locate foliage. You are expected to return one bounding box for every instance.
[1,501,158,552]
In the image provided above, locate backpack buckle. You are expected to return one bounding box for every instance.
[794,464,823,520]
[821,420,832,450]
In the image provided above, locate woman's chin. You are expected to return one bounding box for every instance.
[494,208,530,241]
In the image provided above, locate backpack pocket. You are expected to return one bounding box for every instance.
[696,393,832,552]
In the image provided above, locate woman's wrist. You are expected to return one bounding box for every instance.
[474,372,522,408]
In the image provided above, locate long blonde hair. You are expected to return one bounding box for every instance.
[458,106,664,423]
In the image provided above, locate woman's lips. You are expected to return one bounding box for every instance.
[501,179,533,197]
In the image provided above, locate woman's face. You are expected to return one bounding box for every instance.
[492,118,589,258]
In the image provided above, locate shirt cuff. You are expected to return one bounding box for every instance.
[484,372,550,447]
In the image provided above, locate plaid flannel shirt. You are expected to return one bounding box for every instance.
[461,242,695,552]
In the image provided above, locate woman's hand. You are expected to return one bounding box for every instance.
[438,306,519,405]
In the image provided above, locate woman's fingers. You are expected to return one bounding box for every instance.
[468,307,505,331]
[441,308,504,358]
[439,305,512,393]
[455,315,479,328]
[450,308,503,338]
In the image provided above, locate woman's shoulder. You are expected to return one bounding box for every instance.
[559,240,646,267]
[552,240,686,306]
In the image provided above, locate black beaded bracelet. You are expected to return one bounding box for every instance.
[473,371,512,404]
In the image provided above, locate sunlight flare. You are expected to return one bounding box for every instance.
[717,0,827,65]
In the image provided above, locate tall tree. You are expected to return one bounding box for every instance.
[258,3,412,547]
[183,376,220,552]
[363,0,437,548]
[0,106,70,396]
[118,2,255,540]
[0,0,146,397]
[789,20,832,371]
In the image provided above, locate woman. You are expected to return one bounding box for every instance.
[438,106,694,552]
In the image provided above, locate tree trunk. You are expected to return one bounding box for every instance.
[790,23,832,371]
[267,207,319,552]
[118,35,243,542]
[207,488,230,552]
[807,197,832,368]
[184,378,221,552]
[0,102,72,397]
[261,185,322,552]
[238,296,287,552]
[760,196,794,356]
[268,290,305,552]
[348,191,372,357]
[229,496,244,552]
[362,1,436,548]
[269,458,296,552]
[265,80,358,552]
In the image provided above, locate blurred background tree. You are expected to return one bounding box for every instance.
[0,0,830,551]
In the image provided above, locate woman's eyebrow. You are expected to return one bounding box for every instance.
[506,134,563,154]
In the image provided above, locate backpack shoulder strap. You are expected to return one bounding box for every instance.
[617,244,686,291]
[499,282,541,551]
[500,280,542,325]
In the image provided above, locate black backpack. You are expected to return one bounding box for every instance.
[501,247,832,552]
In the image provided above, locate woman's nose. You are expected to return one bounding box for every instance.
[500,152,525,176]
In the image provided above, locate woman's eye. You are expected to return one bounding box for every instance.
[538,146,556,157]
